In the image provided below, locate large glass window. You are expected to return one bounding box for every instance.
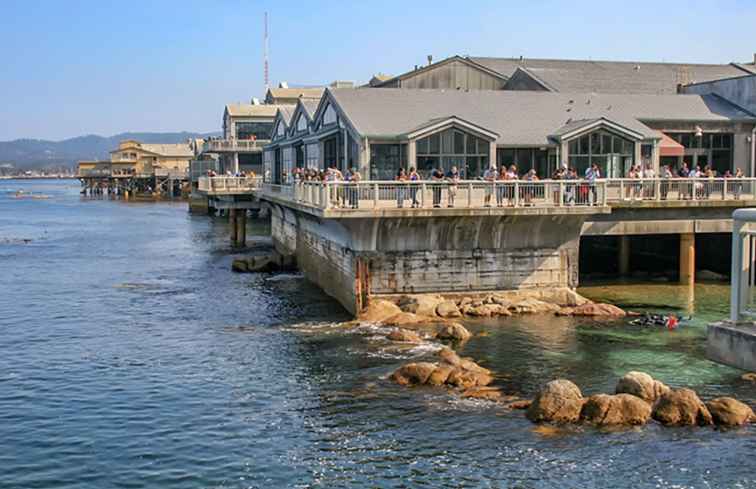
[236,121,274,140]
[497,148,549,177]
[415,128,489,178]
[567,129,635,177]
[370,144,406,180]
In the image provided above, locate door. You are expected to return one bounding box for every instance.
[274,148,282,184]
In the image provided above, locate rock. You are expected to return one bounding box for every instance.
[652,389,714,426]
[359,300,403,323]
[509,298,560,314]
[461,386,506,402]
[398,294,444,317]
[436,322,472,342]
[458,297,473,307]
[556,307,575,316]
[465,304,499,317]
[580,393,652,426]
[697,269,728,282]
[615,371,670,403]
[426,365,455,386]
[571,302,626,317]
[387,329,422,343]
[390,362,437,386]
[506,400,532,410]
[526,379,584,423]
[559,289,591,307]
[231,259,249,273]
[740,372,756,383]
[706,397,754,427]
[436,301,462,318]
[383,312,425,327]
[446,369,493,389]
[489,295,512,307]
[438,347,462,367]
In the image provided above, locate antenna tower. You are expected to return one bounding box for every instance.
[264,12,270,92]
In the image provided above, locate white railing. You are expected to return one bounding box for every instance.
[262,179,608,210]
[197,176,261,193]
[202,139,268,153]
[605,177,754,203]
[731,208,756,320]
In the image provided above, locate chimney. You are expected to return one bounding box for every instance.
[427,54,433,66]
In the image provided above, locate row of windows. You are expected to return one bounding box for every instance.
[568,131,635,157]
[416,129,490,156]
[668,132,733,149]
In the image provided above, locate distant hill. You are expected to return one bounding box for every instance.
[0,131,220,170]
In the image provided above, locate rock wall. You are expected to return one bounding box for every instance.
[271,208,586,315]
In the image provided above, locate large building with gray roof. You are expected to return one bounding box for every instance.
[264,86,756,183]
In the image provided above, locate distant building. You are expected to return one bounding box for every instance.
[77,140,193,177]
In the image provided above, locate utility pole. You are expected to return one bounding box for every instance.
[264,12,269,93]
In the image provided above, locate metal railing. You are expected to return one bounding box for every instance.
[605,177,754,202]
[261,179,608,210]
[731,208,756,320]
[202,139,268,153]
[197,176,261,193]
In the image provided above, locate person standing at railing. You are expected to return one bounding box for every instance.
[584,163,600,205]
[564,167,577,205]
[523,168,539,206]
[447,166,460,207]
[408,167,420,208]
[733,168,744,199]
[703,165,715,200]
[551,167,564,205]
[483,165,496,207]
[643,163,655,199]
[346,167,361,209]
[660,164,672,200]
[506,165,518,206]
[431,166,445,208]
[495,166,507,207]
[395,167,408,208]
[678,162,691,200]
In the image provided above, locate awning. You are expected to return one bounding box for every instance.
[658,132,685,157]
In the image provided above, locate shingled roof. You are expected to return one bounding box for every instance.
[470,56,756,94]
[328,87,755,146]
[225,104,281,117]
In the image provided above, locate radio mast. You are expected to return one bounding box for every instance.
[264,12,270,93]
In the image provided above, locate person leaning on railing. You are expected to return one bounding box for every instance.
[446,166,460,207]
[660,164,672,200]
[431,167,444,208]
[395,167,408,208]
[408,167,420,208]
[346,167,361,209]
[584,163,600,205]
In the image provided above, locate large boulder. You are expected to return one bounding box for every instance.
[446,369,493,389]
[438,347,462,367]
[741,373,756,383]
[510,298,560,314]
[436,322,472,342]
[461,386,510,402]
[652,388,713,426]
[426,365,455,386]
[383,312,425,327]
[386,328,422,343]
[465,304,500,317]
[436,301,462,318]
[526,379,584,423]
[359,300,402,323]
[706,397,754,427]
[580,393,652,426]
[390,362,437,386]
[571,302,626,317]
[615,371,670,403]
[398,294,443,317]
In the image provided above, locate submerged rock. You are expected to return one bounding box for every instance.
[506,399,532,410]
[390,362,437,386]
[570,302,626,317]
[509,298,560,314]
[231,252,296,274]
[580,393,652,426]
[398,294,443,317]
[387,328,422,343]
[740,372,756,383]
[651,388,713,426]
[615,371,670,403]
[461,386,508,402]
[436,322,472,342]
[706,397,754,427]
[526,379,584,423]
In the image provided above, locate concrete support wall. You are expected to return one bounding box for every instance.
[270,206,586,314]
[679,232,695,285]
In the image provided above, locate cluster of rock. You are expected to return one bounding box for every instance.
[232,251,296,273]
[361,289,626,324]
[526,372,754,428]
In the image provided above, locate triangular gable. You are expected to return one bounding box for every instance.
[372,55,510,87]
[504,66,558,92]
[549,117,648,142]
[404,115,499,141]
[271,110,289,141]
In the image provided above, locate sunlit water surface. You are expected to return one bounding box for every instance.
[0,179,754,488]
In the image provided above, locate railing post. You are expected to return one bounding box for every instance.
[514,181,520,207]
[559,181,564,207]
[373,183,379,209]
[619,179,624,200]
[324,183,331,209]
[421,183,426,208]
[723,179,728,200]
[602,181,608,206]
[467,182,473,208]
[655,179,661,201]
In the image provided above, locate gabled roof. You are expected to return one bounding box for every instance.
[277,105,296,126]
[471,56,756,94]
[266,87,325,101]
[550,117,646,141]
[225,104,280,117]
[405,115,499,140]
[372,55,510,87]
[110,143,192,157]
[300,100,320,119]
[326,87,755,146]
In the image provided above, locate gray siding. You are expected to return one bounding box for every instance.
[397,60,506,90]
[503,70,551,91]
[684,76,756,115]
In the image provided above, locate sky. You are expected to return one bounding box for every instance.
[1,0,755,141]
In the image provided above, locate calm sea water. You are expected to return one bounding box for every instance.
[1,179,754,489]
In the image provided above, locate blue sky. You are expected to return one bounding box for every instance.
[1,0,755,141]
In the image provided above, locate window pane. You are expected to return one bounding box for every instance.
[429,134,440,154]
[416,137,428,154]
[441,129,453,154]
[591,133,601,154]
[580,136,590,154]
[569,139,579,154]
[602,134,612,154]
[454,131,465,154]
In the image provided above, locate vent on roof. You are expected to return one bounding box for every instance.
[279,81,289,89]
[634,65,641,71]
[251,97,260,105]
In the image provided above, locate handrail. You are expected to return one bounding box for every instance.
[254,177,756,211]
[197,176,262,192]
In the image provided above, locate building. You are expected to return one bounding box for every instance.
[264,85,325,105]
[372,55,756,94]
[108,140,193,175]
[263,87,756,182]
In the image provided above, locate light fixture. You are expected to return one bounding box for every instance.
[695,126,703,138]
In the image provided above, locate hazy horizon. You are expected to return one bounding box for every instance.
[2,0,755,140]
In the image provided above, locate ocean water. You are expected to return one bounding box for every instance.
[0,179,754,489]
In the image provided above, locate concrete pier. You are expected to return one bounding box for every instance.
[618,235,631,276]
[679,232,695,285]
[707,321,756,372]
